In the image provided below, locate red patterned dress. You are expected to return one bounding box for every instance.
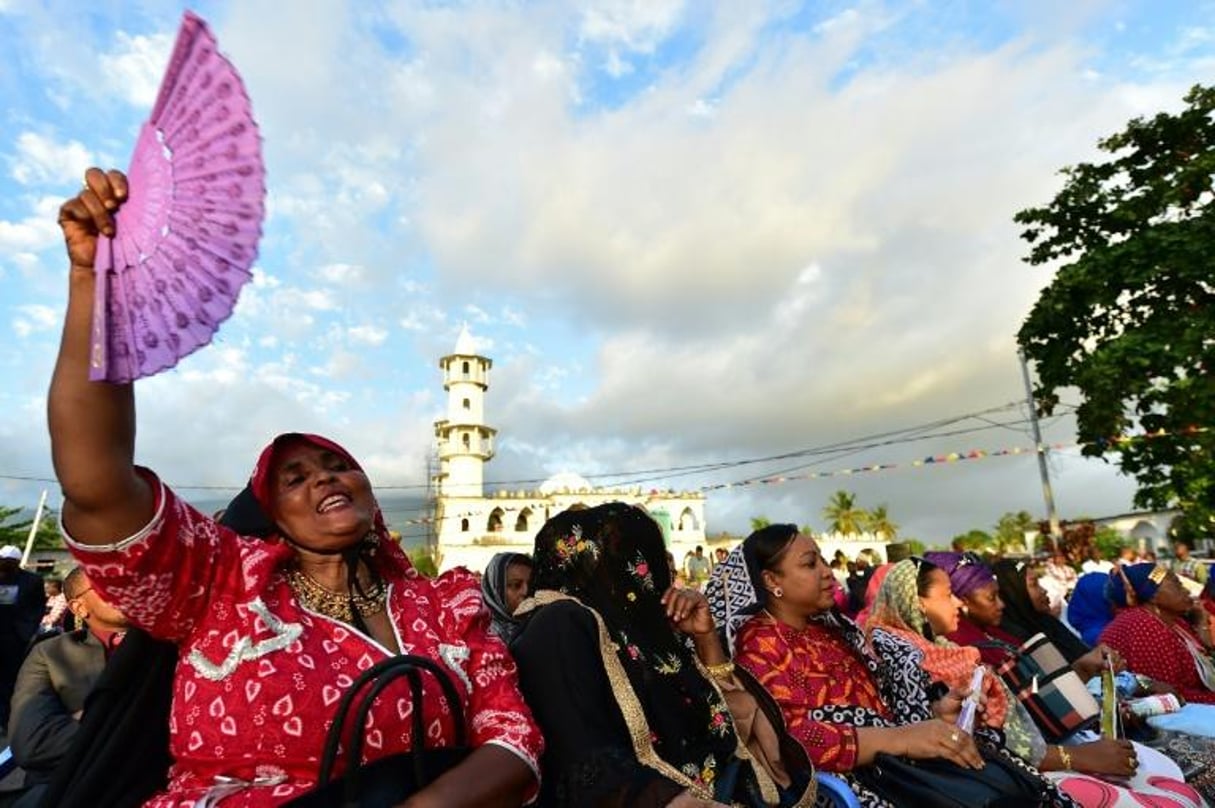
[65,471,543,807]
[733,612,895,772]
[1100,607,1215,705]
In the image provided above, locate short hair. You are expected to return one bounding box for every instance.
[63,566,89,600]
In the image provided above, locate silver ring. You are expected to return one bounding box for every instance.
[950,731,960,743]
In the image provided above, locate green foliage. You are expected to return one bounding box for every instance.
[750,516,771,532]
[0,505,63,552]
[905,538,928,556]
[993,511,1036,554]
[822,490,871,536]
[1015,84,1215,530]
[952,529,995,552]
[407,547,439,577]
[1092,525,1127,561]
[868,505,899,540]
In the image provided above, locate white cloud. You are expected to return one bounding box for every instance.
[276,288,337,312]
[0,196,64,254]
[347,324,388,346]
[316,263,366,284]
[579,0,685,53]
[100,30,174,108]
[603,49,634,78]
[9,131,93,186]
[399,305,446,332]
[12,303,58,338]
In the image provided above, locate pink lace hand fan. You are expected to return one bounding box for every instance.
[90,11,265,382]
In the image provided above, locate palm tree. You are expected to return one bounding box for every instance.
[868,504,898,540]
[822,490,868,536]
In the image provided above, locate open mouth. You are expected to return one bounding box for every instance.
[317,493,352,514]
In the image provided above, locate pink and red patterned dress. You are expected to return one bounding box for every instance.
[65,471,542,807]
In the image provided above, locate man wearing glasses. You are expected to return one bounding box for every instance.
[5,568,128,807]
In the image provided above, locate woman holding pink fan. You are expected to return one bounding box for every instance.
[48,168,544,807]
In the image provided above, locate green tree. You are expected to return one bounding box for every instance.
[951,529,995,552]
[1015,85,1215,530]
[0,505,62,552]
[750,516,771,532]
[868,505,898,540]
[1092,525,1127,561]
[822,491,870,536]
[993,511,1036,554]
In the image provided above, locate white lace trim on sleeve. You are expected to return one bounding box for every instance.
[61,475,168,554]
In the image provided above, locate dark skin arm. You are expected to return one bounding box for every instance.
[48,168,154,544]
[398,745,534,808]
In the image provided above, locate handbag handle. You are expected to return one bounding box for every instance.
[315,654,469,802]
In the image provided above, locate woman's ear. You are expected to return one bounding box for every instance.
[761,568,780,595]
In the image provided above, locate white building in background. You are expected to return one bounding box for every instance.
[431,326,707,573]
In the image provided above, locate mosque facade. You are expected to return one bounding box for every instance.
[431,327,707,573]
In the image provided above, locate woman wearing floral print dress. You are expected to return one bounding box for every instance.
[727,525,1076,808]
[512,503,813,808]
[47,169,543,806]
[870,556,1199,808]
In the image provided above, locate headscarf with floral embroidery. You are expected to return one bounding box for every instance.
[530,502,739,788]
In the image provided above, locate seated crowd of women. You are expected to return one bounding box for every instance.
[42,171,1215,807]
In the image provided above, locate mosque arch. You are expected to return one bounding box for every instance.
[678,507,700,531]
[515,507,533,532]
[488,508,505,533]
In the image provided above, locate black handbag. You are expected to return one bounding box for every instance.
[855,751,1049,808]
[286,655,472,808]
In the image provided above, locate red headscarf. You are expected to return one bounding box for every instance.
[247,433,414,579]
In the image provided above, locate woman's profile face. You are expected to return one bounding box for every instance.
[963,582,1004,628]
[1025,568,1052,614]
[767,534,835,615]
[919,568,962,636]
[504,562,532,614]
[1152,572,1194,618]
[270,441,376,552]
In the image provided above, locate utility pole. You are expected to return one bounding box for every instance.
[1018,350,1061,552]
[21,489,48,567]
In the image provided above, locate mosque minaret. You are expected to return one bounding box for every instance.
[431,326,707,573]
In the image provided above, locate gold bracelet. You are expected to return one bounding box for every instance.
[1056,745,1073,770]
[705,661,735,679]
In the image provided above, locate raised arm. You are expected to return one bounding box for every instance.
[48,168,154,544]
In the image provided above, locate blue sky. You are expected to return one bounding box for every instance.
[1,0,1211,544]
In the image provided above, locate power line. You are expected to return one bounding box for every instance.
[0,399,1079,494]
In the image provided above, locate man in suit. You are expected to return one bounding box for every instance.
[5,567,127,807]
[0,546,46,734]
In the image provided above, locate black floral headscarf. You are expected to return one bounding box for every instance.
[531,502,738,790]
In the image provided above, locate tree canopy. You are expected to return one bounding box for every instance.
[0,505,62,552]
[822,490,869,535]
[1015,84,1215,531]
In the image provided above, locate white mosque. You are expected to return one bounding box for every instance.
[431,327,708,573]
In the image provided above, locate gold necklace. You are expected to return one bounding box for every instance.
[286,567,386,623]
